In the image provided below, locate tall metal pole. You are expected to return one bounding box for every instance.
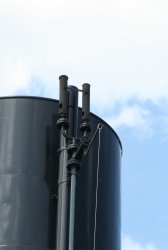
[68,86,79,250]
[68,167,77,250]
[56,75,69,250]
[56,134,68,250]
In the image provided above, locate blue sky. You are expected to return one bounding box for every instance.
[0,1,168,249]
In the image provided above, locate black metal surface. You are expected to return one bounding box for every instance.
[0,98,59,250]
[0,97,121,250]
[75,119,121,250]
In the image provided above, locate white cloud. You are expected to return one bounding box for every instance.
[122,235,159,250]
[160,115,168,142]
[0,0,168,106]
[106,106,153,138]
[0,55,31,95]
[1,0,168,25]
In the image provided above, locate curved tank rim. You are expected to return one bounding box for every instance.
[0,95,123,153]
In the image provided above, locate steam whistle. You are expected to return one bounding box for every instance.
[67,83,91,169]
[56,76,98,250]
[57,75,69,128]
[80,83,91,133]
[57,78,92,168]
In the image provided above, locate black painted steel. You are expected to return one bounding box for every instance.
[0,97,122,250]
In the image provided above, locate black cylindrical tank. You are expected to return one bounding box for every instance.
[0,97,122,250]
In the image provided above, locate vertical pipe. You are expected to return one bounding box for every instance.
[56,134,68,250]
[68,86,79,250]
[68,86,78,137]
[59,75,68,116]
[82,83,90,122]
[56,76,69,250]
[68,167,76,250]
